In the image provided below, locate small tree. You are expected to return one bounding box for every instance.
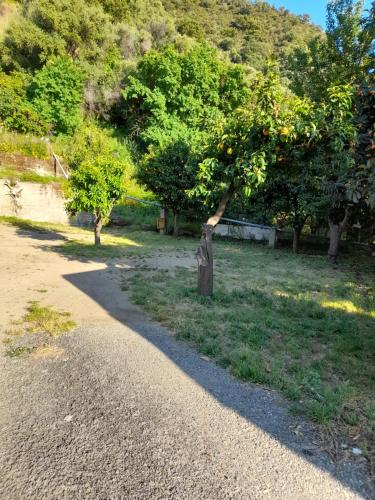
[137,137,202,236]
[66,157,126,245]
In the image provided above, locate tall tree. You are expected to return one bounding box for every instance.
[192,67,315,295]
[284,0,374,101]
[121,43,249,237]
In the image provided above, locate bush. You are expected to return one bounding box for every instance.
[0,71,49,135]
[29,57,84,135]
[58,122,130,167]
[0,131,49,158]
[1,0,112,72]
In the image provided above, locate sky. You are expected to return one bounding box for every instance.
[268,0,373,27]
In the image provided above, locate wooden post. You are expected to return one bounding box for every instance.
[268,228,278,249]
[158,208,168,235]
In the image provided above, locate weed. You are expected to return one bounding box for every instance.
[24,301,76,337]
[5,346,35,358]
[2,301,76,360]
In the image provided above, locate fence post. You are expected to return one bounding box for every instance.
[268,228,278,249]
[158,208,168,235]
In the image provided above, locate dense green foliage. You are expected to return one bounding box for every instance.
[1,0,112,72]
[123,44,249,220]
[121,44,249,145]
[0,71,49,134]
[0,57,84,135]
[28,57,84,135]
[66,156,128,244]
[162,0,321,69]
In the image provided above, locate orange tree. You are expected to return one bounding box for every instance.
[192,67,356,295]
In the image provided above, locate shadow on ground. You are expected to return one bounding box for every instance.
[62,262,372,498]
[5,219,373,497]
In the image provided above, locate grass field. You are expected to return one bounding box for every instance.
[1,216,374,470]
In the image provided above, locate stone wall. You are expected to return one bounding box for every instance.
[0,181,70,224]
[0,153,56,176]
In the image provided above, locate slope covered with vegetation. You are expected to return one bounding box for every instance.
[0,0,321,71]
[162,0,322,69]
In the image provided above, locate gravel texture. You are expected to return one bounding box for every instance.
[0,224,372,499]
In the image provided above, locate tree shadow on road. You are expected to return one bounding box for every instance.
[7,219,68,241]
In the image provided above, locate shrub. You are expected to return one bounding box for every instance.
[0,71,49,135]
[29,57,84,135]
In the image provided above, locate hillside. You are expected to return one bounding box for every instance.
[161,0,322,69]
[93,0,322,70]
[0,1,18,41]
[0,0,322,72]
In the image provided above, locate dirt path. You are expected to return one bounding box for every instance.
[0,223,372,499]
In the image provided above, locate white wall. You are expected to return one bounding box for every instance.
[214,223,277,247]
[0,181,69,224]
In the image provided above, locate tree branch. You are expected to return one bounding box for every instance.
[339,206,350,231]
[206,183,235,227]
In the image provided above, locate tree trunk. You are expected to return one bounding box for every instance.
[292,226,302,253]
[197,184,235,296]
[173,212,179,237]
[94,214,103,246]
[328,208,350,264]
[197,224,214,296]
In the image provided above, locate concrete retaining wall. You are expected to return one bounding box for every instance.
[0,181,70,224]
[214,223,277,247]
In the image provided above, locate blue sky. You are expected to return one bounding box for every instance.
[268,0,373,27]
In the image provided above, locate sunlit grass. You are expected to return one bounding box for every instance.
[0,166,69,189]
[126,238,375,470]
[24,301,76,337]
[320,299,375,318]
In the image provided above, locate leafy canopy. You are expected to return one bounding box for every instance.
[125,43,249,214]
[0,70,48,135]
[283,0,374,100]
[66,157,127,223]
[121,43,249,148]
[193,66,357,212]
[29,57,84,135]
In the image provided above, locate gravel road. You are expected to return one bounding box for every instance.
[0,224,372,499]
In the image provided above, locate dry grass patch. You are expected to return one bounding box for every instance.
[3,301,76,358]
